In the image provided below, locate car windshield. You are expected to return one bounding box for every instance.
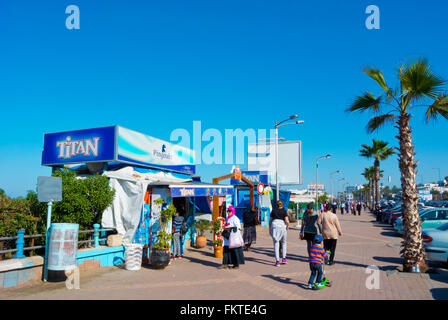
[436,223,448,231]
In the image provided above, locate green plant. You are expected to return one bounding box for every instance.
[0,195,37,237]
[194,219,211,237]
[47,169,115,230]
[152,200,176,250]
[213,238,223,246]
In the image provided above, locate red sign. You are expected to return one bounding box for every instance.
[257,183,265,195]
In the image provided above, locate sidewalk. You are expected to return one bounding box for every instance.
[2,210,448,300]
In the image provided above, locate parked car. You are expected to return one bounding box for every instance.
[394,208,448,235]
[423,223,448,265]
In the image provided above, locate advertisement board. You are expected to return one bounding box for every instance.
[247,141,302,185]
[42,126,196,175]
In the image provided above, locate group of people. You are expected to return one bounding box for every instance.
[322,201,365,216]
[217,200,343,290]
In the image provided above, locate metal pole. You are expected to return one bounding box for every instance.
[316,158,319,212]
[43,201,53,282]
[275,123,279,202]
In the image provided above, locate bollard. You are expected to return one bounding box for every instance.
[14,230,26,259]
[93,224,100,248]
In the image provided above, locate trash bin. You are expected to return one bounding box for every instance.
[47,223,79,271]
[124,243,143,271]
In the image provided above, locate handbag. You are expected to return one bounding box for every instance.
[222,229,230,240]
[228,229,244,249]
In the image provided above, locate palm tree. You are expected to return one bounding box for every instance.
[360,139,395,208]
[362,167,375,209]
[347,58,448,272]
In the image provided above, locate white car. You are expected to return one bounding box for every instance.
[423,223,448,265]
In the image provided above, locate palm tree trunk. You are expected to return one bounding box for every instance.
[370,179,374,209]
[374,159,380,208]
[398,113,425,272]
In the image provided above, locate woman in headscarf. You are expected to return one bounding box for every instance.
[300,203,322,255]
[243,204,257,251]
[269,200,289,267]
[218,206,245,269]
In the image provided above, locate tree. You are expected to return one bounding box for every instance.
[442,191,448,201]
[48,169,116,230]
[362,166,382,209]
[347,57,448,272]
[0,189,5,197]
[360,139,395,208]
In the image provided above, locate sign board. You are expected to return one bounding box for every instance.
[247,141,302,185]
[307,183,325,193]
[37,176,62,202]
[257,183,265,195]
[42,126,196,175]
[230,170,269,186]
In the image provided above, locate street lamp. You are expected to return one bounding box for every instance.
[337,177,346,201]
[274,115,304,201]
[315,154,332,211]
[330,170,342,201]
[432,168,441,185]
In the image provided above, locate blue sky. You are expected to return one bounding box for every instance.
[1,0,448,197]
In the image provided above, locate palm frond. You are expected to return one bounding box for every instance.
[426,93,448,122]
[366,114,396,133]
[347,92,382,113]
[362,68,389,92]
[401,58,447,101]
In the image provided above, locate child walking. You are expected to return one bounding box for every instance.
[307,234,328,290]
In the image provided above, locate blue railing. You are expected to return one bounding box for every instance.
[0,224,115,260]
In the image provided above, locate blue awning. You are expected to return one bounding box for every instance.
[169,183,234,198]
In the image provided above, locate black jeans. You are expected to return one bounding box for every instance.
[323,239,337,263]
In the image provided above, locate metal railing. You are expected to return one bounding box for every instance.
[0,224,115,260]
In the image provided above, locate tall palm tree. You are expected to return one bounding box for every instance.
[347,58,448,272]
[360,139,395,208]
[362,167,375,209]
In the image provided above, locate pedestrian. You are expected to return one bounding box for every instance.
[307,234,328,290]
[219,206,245,269]
[318,204,342,265]
[340,202,344,215]
[269,200,289,267]
[345,201,349,214]
[299,203,322,256]
[243,204,257,251]
[332,202,337,214]
[356,202,362,216]
[172,210,184,260]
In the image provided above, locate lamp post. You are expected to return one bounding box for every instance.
[315,154,332,211]
[337,178,346,201]
[274,115,304,201]
[330,170,342,202]
[432,168,441,186]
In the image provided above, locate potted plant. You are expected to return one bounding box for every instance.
[194,219,211,249]
[150,199,176,269]
[212,217,225,258]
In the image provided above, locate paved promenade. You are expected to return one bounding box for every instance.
[3,210,448,300]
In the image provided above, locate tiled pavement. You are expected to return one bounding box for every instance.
[2,210,448,300]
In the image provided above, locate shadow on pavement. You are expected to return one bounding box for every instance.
[431,288,448,300]
[261,274,305,288]
[373,256,402,265]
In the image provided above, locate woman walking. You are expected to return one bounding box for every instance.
[269,201,289,267]
[243,204,257,251]
[318,204,342,265]
[219,206,245,269]
[300,203,322,255]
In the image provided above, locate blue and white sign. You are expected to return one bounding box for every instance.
[230,170,269,186]
[42,126,196,175]
[42,126,116,166]
[170,185,234,198]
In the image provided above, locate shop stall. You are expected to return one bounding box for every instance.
[42,126,233,267]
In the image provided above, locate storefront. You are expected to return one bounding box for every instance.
[41,126,234,264]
